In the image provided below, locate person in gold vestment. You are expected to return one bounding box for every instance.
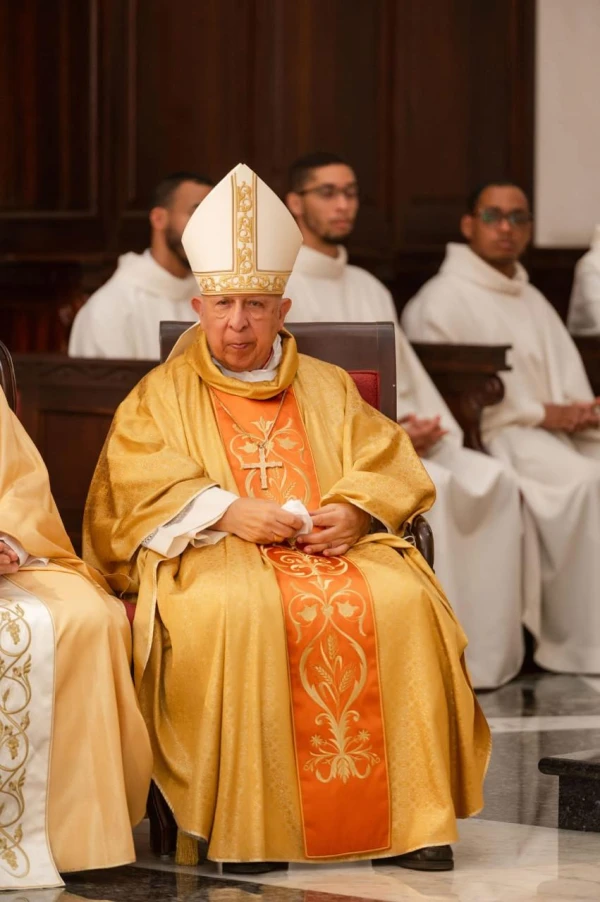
[0,388,152,891]
[84,164,490,874]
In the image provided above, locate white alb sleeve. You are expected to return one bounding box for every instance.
[0,533,49,567]
[142,487,239,559]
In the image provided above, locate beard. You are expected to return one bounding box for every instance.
[303,209,354,245]
[165,225,191,270]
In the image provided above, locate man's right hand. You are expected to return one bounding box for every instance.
[215,498,305,545]
[399,414,447,456]
[542,402,600,433]
[0,540,20,575]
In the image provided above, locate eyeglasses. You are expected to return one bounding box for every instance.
[297,184,360,201]
[476,207,532,227]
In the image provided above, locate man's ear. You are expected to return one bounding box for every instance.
[460,213,474,242]
[191,297,202,320]
[279,297,292,324]
[286,192,303,218]
[149,206,168,232]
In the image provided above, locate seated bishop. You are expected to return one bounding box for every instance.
[0,387,152,892]
[84,163,490,874]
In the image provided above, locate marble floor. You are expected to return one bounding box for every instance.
[13,674,600,902]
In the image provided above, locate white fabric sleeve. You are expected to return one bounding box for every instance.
[142,487,239,559]
[0,533,49,567]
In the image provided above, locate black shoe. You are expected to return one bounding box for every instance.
[223,861,289,875]
[373,845,454,871]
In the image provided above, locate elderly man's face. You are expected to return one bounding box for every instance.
[193,294,292,372]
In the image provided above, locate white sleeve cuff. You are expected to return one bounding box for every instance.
[0,533,49,567]
[142,487,239,559]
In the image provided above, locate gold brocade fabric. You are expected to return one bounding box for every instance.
[84,326,491,863]
[0,389,153,873]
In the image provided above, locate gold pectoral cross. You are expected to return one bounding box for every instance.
[242,444,283,490]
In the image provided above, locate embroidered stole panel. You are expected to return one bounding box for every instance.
[0,578,61,890]
[211,388,390,858]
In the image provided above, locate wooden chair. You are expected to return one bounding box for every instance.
[160,320,434,567]
[0,340,17,412]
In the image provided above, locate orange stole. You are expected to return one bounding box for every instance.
[211,388,391,858]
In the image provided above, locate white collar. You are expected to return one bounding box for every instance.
[212,334,283,382]
[440,243,529,296]
[292,244,348,280]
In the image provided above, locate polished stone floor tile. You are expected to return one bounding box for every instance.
[488,714,600,732]
[477,674,600,719]
[480,727,600,827]
[127,820,600,902]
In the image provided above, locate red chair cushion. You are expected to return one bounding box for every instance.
[348,370,380,411]
[123,599,136,625]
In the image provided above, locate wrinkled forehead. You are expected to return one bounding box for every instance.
[476,185,530,212]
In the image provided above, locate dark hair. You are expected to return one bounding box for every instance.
[152,171,214,209]
[466,180,528,214]
[287,152,350,193]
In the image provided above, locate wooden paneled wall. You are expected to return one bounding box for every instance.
[0,0,577,350]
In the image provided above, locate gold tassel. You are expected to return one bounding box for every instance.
[176,831,200,866]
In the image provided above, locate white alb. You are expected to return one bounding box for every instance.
[403,242,600,674]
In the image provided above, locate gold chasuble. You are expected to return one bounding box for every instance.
[85,327,491,865]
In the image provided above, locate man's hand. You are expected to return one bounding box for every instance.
[542,401,600,433]
[399,414,448,456]
[296,503,371,557]
[215,498,305,545]
[0,540,20,575]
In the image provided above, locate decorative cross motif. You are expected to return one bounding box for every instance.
[242,444,283,489]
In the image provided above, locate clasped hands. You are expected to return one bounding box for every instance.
[215,498,371,556]
[0,540,20,575]
[542,400,600,433]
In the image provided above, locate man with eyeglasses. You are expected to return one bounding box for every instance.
[403,181,600,676]
[285,153,525,691]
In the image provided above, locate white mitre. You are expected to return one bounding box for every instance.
[182,162,303,296]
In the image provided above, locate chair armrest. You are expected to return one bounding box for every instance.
[404,514,434,569]
[411,342,510,453]
[369,513,434,568]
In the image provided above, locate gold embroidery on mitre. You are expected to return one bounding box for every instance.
[0,601,32,879]
[195,172,292,296]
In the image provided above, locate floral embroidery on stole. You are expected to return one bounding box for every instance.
[212,387,391,858]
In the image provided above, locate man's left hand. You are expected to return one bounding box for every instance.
[296,503,371,556]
